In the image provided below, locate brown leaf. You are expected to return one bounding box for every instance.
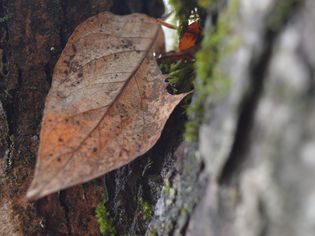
[26,12,186,200]
[179,21,201,52]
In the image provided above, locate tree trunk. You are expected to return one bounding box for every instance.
[0,0,163,235]
[185,0,315,236]
[1,0,314,236]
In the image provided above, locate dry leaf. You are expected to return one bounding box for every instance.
[27,12,186,200]
[179,21,201,52]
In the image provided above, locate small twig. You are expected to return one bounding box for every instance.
[159,45,200,60]
[156,19,177,30]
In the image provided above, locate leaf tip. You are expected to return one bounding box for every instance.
[26,179,47,201]
[26,186,41,201]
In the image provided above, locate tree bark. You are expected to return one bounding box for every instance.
[1,0,314,236]
[0,0,170,235]
[185,1,315,236]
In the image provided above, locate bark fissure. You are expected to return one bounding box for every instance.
[258,198,269,236]
[59,191,72,235]
[219,0,303,183]
[44,63,53,86]
[7,67,22,135]
[299,46,315,97]
[59,0,68,48]
[0,0,10,162]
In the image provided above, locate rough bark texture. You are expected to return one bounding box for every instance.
[146,0,315,235]
[1,0,314,236]
[0,1,115,235]
[185,0,315,236]
[0,0,162,235]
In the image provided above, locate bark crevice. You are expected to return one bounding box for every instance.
[59,191,72,235]
[59,0,68,48]
[219,0,303,184]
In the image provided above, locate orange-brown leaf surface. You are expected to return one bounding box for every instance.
[179,21,201,52]
[27,12,186,200]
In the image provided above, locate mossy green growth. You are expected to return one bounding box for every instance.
[158,57,195,94]
[163,179,173,195]
[185,0,240,141]
[146,227,158,236]
[95,195,116,236]
[137,197,154,221]
[158,0,207,95]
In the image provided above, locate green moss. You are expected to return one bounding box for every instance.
[95,195,116,236]
[157,0,205,95]
[146,227,158,236]
[163,179,172,194]
[161,0,240,141]
[137,197,154,221]
[157,0,207,95]
[158,57,195,94]
[184,0,240,141]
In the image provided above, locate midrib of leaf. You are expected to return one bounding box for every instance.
[37,24,162,193]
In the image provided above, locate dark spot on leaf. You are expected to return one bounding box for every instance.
[70,61,80,72]
[92,147,98,152]
[58,138,63,142]
[57,91,66,98]
[121,39,133,49]
[72,44,77,53]
[57,158,61,162]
